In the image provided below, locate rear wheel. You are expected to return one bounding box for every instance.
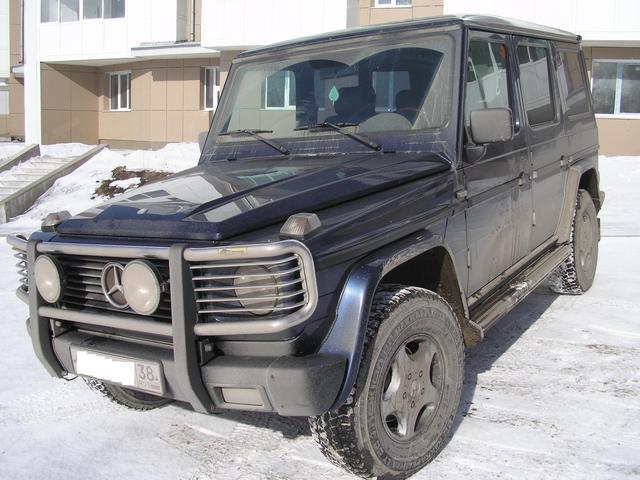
[550,189,599,294]
[84,377,171,411]
[309,285,464,478]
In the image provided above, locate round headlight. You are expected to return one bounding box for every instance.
[234,266,277,316]
[34,255,64,303]
[122,260,162,316]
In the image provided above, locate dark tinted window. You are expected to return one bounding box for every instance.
[518,45,555,125]
[558,51,589,117]
[465,40,510,126]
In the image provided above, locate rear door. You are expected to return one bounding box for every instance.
[463,31,531,294]
[515,38,568,249]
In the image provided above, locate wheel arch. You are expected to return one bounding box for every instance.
[579,167,602,212]
[319,228,476,410]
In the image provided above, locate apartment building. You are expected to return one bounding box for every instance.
[2,0,639,154]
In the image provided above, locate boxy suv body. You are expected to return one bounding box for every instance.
[10,15,603,478]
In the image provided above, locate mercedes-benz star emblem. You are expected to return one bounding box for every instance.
[100,263,128,309]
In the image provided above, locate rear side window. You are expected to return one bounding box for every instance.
[465,39,511,126]
[518,44,555,125]
[557,50,589,117]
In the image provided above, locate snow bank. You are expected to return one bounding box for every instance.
[2,143,199,232]
[0,142,26,161]
[599,156,640,237]
[40,143,94,158]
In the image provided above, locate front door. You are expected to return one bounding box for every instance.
[463,31,532,295]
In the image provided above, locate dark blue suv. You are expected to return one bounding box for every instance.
[11,15,603,478]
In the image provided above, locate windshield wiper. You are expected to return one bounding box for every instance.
[294,122,381,152]
[219,129,290,156]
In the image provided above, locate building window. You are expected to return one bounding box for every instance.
[83,0,102,19]
[204,67,221,111]
[373,71,410,112]
[104,0,125,19]
[375,0,412,7]
[42,0,124,22]
[109,72,131,111]
[0,80,9,115]
[264,71,296,110]
[592,61,640,116]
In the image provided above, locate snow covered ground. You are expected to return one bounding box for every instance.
[0,153,638,479]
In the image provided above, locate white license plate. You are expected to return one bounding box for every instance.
[75,350,164,395]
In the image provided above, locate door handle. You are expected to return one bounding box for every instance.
[455,189,468,201]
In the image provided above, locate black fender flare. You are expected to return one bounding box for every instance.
[318,222,469,410]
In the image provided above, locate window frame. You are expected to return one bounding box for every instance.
[464,37,516,129]
[591,59,640,119]
[556,48,592,120]
[264,71,296,111]
[41,0,125,22]
[516,41,558,128]
[203,67,221,111]
[108,71,131,112]
[374,0,412,7]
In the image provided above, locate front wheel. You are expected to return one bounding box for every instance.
[309,285,464,478]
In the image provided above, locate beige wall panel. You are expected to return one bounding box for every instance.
[166,110,184,142]
[149,110,168,142]
[183,67,201,111]
[591,47,640,60]
[183,110,210,141]
[9,0,21,25]
[100,111,149,141]
[9,24,21,56]
[167,67,185,110]
[413,0,444,6]
[369,8,413,24]
[9,80,23,115]
[70,111,99,144]
[184,58,217,68]
[359,8,371,25]
[42,110,72,144]
[597,118,640,156]
[412,6,443,18]
[149,68,168,111]
[359,0,370,7]
[9,113,24,137]
[131,70,151,111]
[41,68,72,111]
[70,72,100,111]
[0,116,9,136]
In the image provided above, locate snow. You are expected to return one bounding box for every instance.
[0,142,26,161]
[0,154,639,479]
[0,143,199,235]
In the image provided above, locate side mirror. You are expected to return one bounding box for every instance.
[198,131,209,152]
[469,108,514,144]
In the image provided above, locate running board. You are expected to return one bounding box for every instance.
[471,244,571,334]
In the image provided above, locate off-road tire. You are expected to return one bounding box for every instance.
[549,189,599,295]
[309,285,464,479]
[84,377,171,411]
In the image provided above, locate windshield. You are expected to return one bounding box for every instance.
[204,32,455,157]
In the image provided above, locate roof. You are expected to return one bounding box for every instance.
[237,14,580,60]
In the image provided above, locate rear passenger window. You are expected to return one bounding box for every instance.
[557,51,589,117]
[518,45,555,125]
[465,40,511,126]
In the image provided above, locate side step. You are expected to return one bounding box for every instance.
[471,244,571,334]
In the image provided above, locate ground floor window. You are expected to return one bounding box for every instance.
[592,60,640,116]
[264,71,296,110]
[204,67,221,111]
[375,0,412,6]
[0,79,8,115]
[109,72,131,111]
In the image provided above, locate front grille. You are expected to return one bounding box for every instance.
[14,247,28,292]
[56,255,172,321]
[191,253,308,321]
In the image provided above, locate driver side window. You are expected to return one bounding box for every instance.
[465,39,511,126]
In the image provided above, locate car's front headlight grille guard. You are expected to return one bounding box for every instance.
[8,234,318,337]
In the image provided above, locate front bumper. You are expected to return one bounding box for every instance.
[11,234,344,416]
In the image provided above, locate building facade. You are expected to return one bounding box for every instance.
[2,0,639,154]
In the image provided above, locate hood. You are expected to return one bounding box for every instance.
[57,152,451,241]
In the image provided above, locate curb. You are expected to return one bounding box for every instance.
[0,144,41,173]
